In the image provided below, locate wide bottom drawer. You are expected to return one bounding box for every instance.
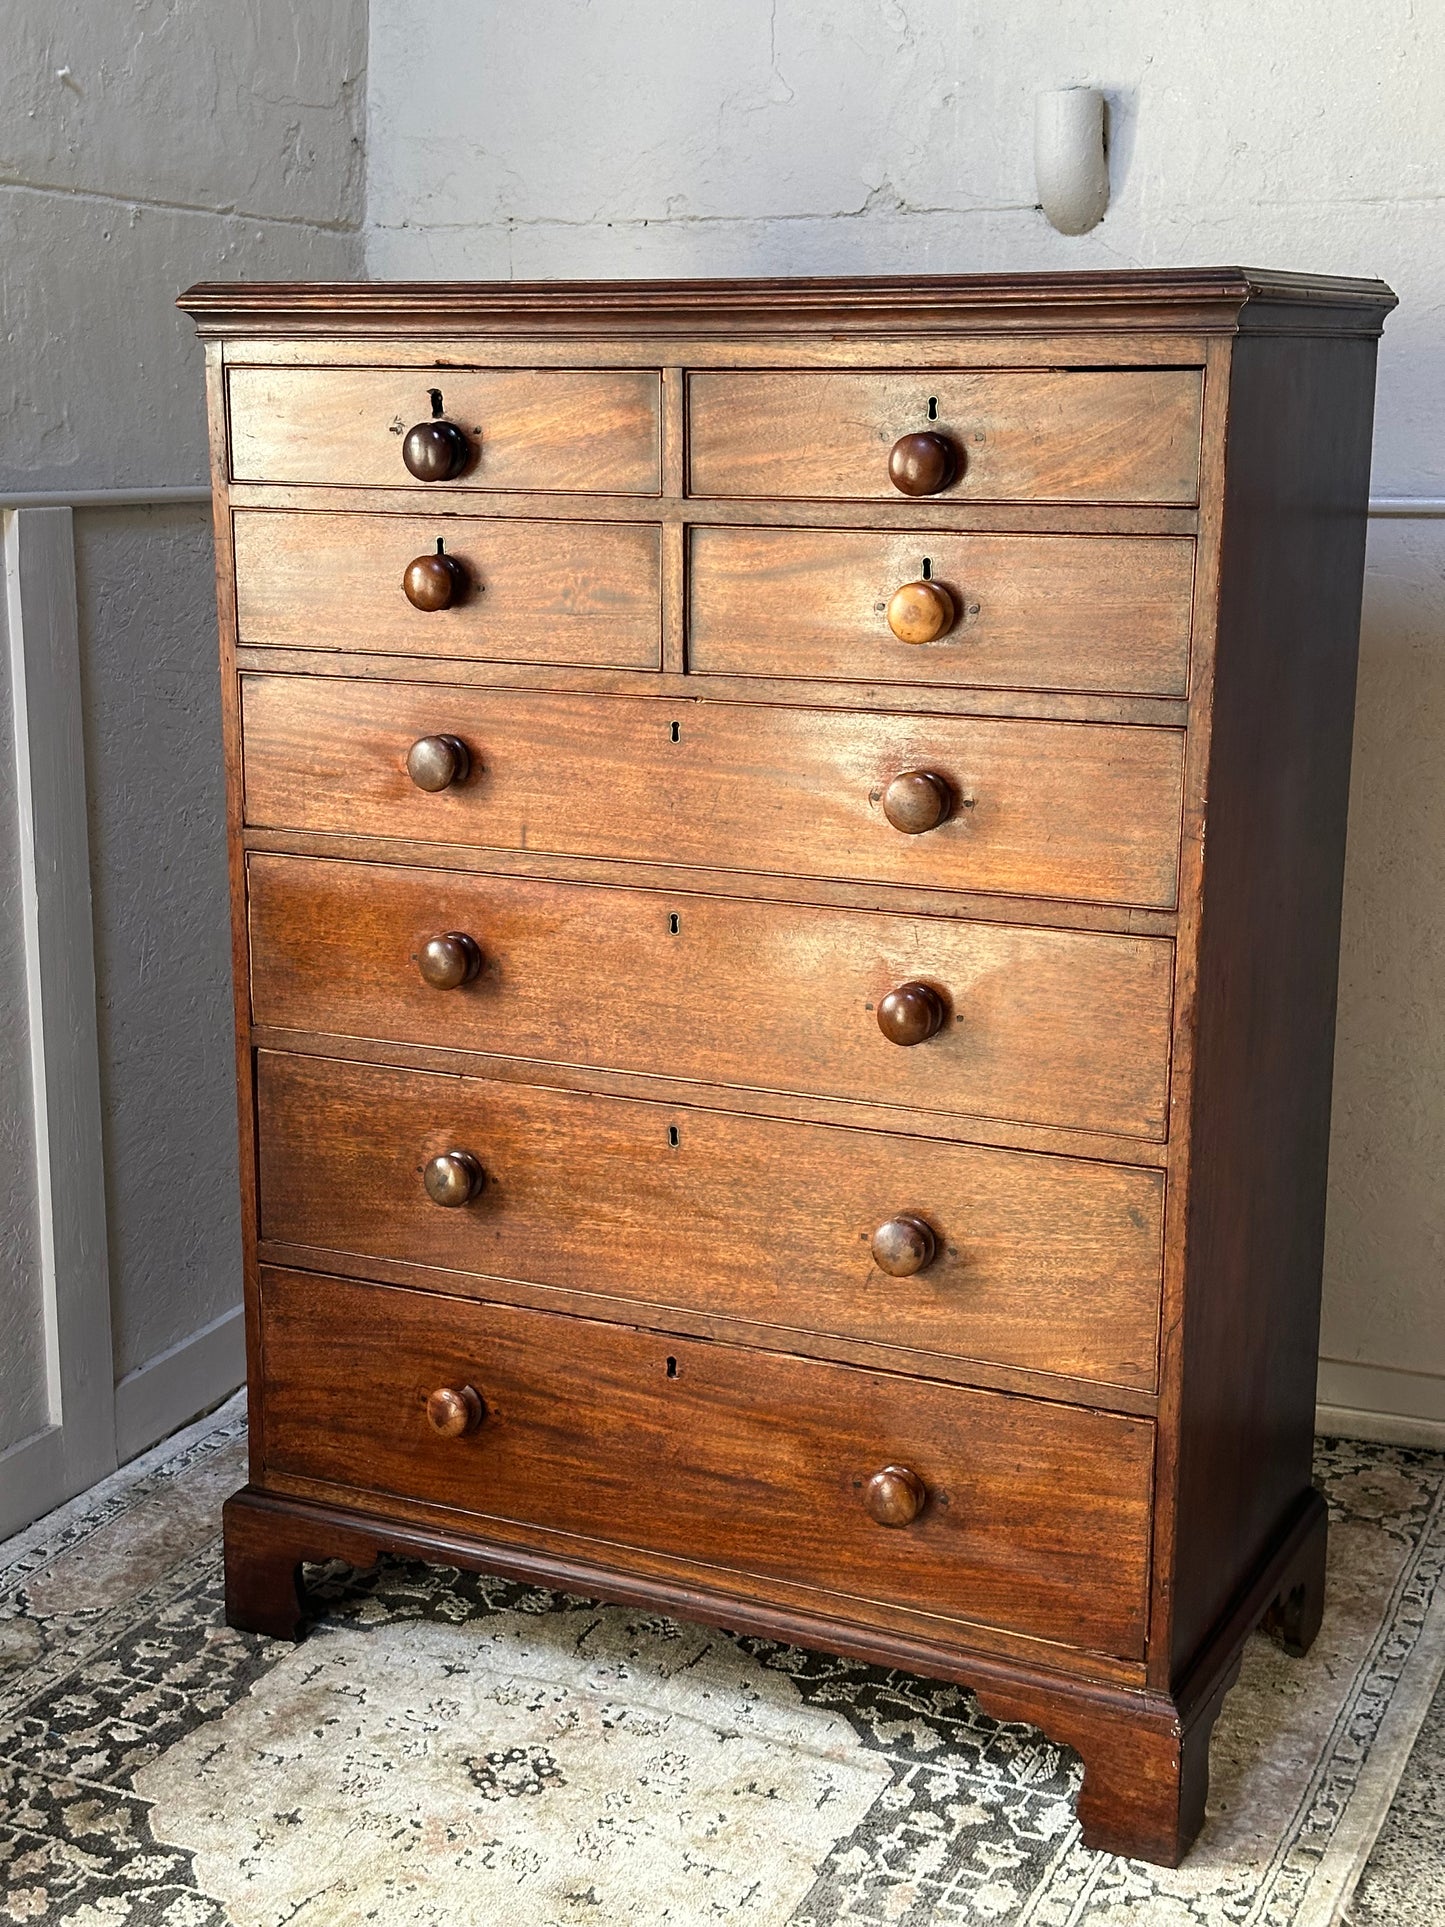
[258,1267,1155,1659]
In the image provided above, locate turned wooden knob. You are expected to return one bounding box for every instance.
[406,734,470,792]
[417,931,483,989]
[882,770,951,835]
[878,982,946,1046]
[403,549,467,611]
[871,1215,937,1276]
[425,1383,484,1436]
[888,431,957,496]
[865,1465,927,1527]
[886,579,955,644]
[423,1150,485,1208]
[403,419,472,482]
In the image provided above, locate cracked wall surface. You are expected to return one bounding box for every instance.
[1,0,368,1443]
[362,0,1445,1432]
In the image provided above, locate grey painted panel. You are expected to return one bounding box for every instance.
[72,507,241,1380]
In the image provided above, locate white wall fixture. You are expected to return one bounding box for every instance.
[1034,87,1109,235]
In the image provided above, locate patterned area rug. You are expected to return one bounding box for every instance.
[2,1399,1444,1926]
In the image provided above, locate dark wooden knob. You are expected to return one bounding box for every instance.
[864,1465,927,1527]
[406,734,470,792]
[403,419,471,482]
[403,550,467,611]
[886,579,955,644]
[882,770,951,835]
[423,1150,485,1208]
[417,931,482,989]
[877,982,946,1046]
[425,1383,484,1436]
[888,431,957,496]
[871,1216,937,1276]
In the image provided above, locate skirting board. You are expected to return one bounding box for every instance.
[1317,1357,1445,1450]
[113,1305,246,1466]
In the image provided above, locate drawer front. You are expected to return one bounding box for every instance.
[257,1052,1164,1390]
[689,527,1195,696]
[687,369,1203,503]
[259,1266,1155,1657]
[247,857,1174,1139]
[227,366,662,493]
[233,512,661,669]
[241,678,1184,909]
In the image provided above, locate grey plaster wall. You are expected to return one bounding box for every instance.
[2,0,369,1439]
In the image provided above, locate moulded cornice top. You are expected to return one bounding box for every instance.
[178,268,1397,340]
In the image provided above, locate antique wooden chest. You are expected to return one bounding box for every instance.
[180,270,1394,1864]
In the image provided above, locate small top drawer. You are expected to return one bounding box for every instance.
[687,369,1203,504]
[227,366,663,494]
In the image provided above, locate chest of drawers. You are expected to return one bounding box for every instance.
[180,269,1393,1866]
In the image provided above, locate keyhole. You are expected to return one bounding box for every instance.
[665,1356,678,1378]
[669,721,681,743]
[429,387,445,418]
[668,913,680,934]
[435,537,446,555]
[668,1125,680,1147]
[921,557,932,580]
[927,396,938,420]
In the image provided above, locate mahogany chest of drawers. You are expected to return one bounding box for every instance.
[180,269,1394,1866]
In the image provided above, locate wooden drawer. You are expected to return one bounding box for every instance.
[687,369,1203,503]
[241,677,1184,909]
[247,856,1174,1139]
[227,365,662,493]
[257,1051,1164,1391]
[258,1266,1155,1657]
[233,512,661,668]
[689,527,1195,695]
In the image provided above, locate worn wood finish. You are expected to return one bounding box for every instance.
[181,270,1395,1868]
[247,854,1175,1138]
[258,1266,1156,1657]
[233,511,662,667]
[227,365,662,492]
[240,676,1185,908]
[688,369,1204,503]
[254,1050,1165,1390]
[689,527,1195,694]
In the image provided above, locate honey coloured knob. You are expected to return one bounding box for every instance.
[871,1215,937,1277]
[403,549,467,612]
[886,579,955,645]
[417,931,483,990]
[425,1383,485,1437]
[882,770,951,835]
[423,1150,485,1208]
[877,981,946,1047]
[403,418,471,483]
[406,734,471,792]
[888,431,957,497]
[864,1464,927,1527]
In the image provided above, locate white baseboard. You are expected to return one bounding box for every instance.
[112,1305,246,1465]
[1316,1357,1445,1451]
[0,1424,69,1543]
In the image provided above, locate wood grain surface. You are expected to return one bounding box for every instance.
[688,526,1194,694]
[255,1049,1165,1389]
[240,676,1185,908]
[257,1266,1156,1656]
[233,512,662,667]
[246,854,1175,1138]
[227,365,662,492]
[687,369,1204,503]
